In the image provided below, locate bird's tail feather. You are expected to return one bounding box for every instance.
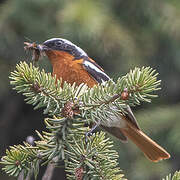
[121,124,170,162]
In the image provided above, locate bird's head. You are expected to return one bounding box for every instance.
[43,38,88,59]
[24,38,88,62]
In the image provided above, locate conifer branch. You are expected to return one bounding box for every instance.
[65,131,124,180]
[10,62,161,125]
[162,171,180,180]
[1,143,40,179]
[1,61,162,179]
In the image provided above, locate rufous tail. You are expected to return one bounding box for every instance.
[121,124,170,162]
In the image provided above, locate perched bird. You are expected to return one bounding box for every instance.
[25,38,170,162]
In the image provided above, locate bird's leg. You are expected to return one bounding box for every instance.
[85,121,101,142]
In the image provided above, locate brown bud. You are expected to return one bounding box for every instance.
[31,82,42,93]
[75,167,84,180]
[15,160,21,166]
[62,101,74,119]
[121,89,129,100]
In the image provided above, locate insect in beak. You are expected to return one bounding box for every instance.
[24,42,47,62]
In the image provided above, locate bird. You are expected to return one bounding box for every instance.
[26,38,170,162]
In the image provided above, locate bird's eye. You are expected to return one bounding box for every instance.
[55,41,63,46]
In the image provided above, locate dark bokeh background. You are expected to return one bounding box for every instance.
[0,0,180,179]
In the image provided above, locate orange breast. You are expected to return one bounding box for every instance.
[45,50,97,88]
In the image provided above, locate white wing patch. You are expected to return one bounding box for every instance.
[83,60,104,74]
[83,60,110,83]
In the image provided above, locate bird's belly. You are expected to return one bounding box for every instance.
[53,61,97,87]
[100,106,127,128]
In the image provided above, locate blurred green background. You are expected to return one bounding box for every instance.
[0,0,180,179]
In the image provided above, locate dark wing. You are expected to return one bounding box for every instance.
[82,58,110,83]
[124,106,140,130]
[83,57,140,130]
[101,125,128,142]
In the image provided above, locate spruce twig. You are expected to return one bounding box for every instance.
[1,61,162,179]
[162,171,180,180]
